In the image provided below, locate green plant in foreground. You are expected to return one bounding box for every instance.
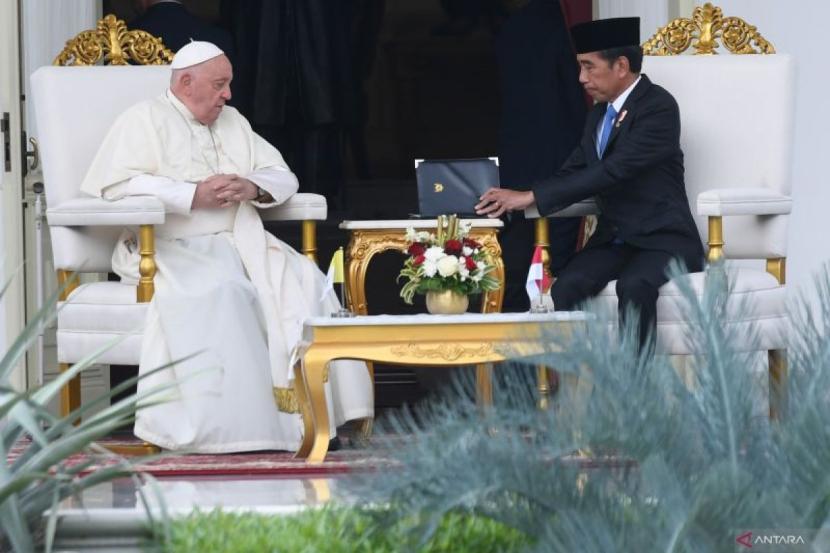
[352,263,830,552]
[0,274,174,552]
[160,507,528,553]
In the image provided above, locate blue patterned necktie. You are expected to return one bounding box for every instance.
[598,104,617,158]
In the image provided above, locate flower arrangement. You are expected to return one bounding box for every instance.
[398,215,500,305]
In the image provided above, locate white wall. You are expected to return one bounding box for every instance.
[710,0,830,300]
[0,0,23,382]
[596,0,669,43]
[22,0,100,138]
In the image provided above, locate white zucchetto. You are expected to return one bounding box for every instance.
[170,41,225,70]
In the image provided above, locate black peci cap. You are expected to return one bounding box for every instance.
[570,17,640,54]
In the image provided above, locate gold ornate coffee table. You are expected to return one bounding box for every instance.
[293,312,586,464]
[338,219,505,315]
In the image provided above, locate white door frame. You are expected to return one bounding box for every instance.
[2,1,100,392]
[0,0,26,391]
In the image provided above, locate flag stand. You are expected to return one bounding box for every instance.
[529,295,549,313]
[526,245,554,313]
[325,247,355,317]
[332,281,354,318]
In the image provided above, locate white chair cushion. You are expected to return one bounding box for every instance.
[57,282,148,365]
[590,268,787,354]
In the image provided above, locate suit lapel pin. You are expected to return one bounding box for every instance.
[615,109,628,128]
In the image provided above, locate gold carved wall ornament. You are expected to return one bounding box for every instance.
[642,3,775,56]
[54,14,174,66]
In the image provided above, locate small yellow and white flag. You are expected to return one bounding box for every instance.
[322,247,345,302]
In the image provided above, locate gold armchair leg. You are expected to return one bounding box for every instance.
[534,218,552,283]
[58,363,81,418]
[103,442,161,456]
[137,224,156,303]
[302,220,318,265]
[707,216,724,263]
[131,228,158,449]
[766,257,786,285]
[57,271,81,418]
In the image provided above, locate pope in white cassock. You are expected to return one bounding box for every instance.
[80,41,373,453]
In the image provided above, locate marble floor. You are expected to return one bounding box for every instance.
[52,475,352,551]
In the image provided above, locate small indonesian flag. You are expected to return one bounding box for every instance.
[322,247,345,302]
[525,246,552,302]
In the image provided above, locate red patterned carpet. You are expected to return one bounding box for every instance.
[7,437,396,477]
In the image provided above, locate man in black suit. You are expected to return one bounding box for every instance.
[131,1,234,58]
[476,17,704,347]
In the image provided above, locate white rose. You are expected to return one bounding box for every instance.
[418,231,432,242]
[424,245,445,262]
[437,255,459,277]
[422,260,438,277]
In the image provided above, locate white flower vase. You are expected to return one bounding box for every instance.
[425,290,469,315]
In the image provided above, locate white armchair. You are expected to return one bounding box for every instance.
[526,5,792,415]
[31,34,327,418]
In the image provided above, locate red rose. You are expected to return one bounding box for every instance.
[463,238,481,250]
[408,242,426,257]
[444,239,463,255]
[465,256,477,271]
[413,254,425,266]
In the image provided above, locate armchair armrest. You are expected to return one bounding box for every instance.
[697,188,791,216]
[259,193,327,222]
[524,198,600,219]
[47,196,165,226]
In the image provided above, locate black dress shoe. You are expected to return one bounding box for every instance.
[328,436,342,451]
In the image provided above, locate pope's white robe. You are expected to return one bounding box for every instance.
[81,90,373,453]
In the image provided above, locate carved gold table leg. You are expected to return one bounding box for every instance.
[769,349,787,420]
[303,349,333,464]
[304,478,331,503]
[341,226,506,447]
[475,363,493,408]
[536,364,550,410]
[475,229,504,313]
[294,361,315,458]
[345,230,409,443]
[344,234,377,441]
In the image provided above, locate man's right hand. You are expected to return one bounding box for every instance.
[192,174,239,209]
